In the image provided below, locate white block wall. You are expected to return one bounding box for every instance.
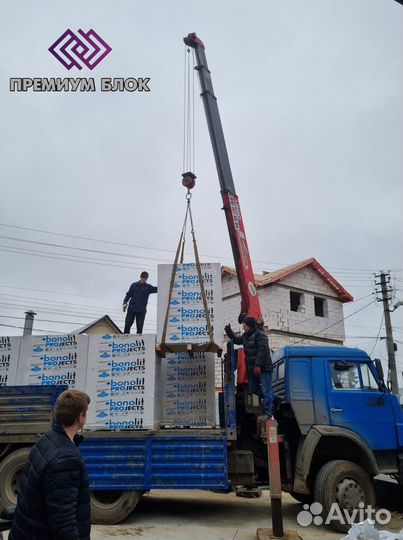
[216,267,348,388]
[223,269,345,340]
[260,288,345,343]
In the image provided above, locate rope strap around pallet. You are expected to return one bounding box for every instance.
[160,192,215,354]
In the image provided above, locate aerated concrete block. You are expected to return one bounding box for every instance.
[157,262,223,348]
[160,351,216,427]
[16,333,89,389]
[0,336,21,387]
[85,333,160,430]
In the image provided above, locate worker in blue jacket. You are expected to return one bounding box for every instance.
[123,271,157,334]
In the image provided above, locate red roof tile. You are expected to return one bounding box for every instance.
[222,258,353,303]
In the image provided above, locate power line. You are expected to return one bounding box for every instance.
[0,282,380,336]
[369,312,384,356]
[0,235,173,263]
[0,247,389,289]
[0,300,120,318]
[0,245,137,268]
[0,323,61,334]
[0,303,115,320]
[0,288,157,312]
[349,322,386,330]
[0,292,157,316]
[0,244,395,290]
[0,292,122,313]
[0,223,177,255]
[1,246,376,295]
[0,315,89,325]
[0,247,142,270]
[0,301,130,320]
[0,303,156,331]
[0,223,401,274]
[0,304,155,329]
[287,292,374,330]
[0,284,117,302]
[293,300,377,344]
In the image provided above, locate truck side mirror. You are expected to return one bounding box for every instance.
[374,358,386,390]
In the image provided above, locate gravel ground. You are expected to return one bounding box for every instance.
[3,489,401,540]
[89,490,402,540]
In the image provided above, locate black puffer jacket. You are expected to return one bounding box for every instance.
[10,424,90,540]
[227,326,273,375]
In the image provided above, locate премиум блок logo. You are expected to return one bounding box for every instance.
[48,28,112,70]
[9,28,150,93]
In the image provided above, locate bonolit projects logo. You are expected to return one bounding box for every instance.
[48,29,112,70]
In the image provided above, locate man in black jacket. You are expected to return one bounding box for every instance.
[225,316,274,418]
[10,390,91,540]
[123,271,158,334]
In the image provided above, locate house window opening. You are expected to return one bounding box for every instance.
[290,291,303,312]
[314,296,327,317]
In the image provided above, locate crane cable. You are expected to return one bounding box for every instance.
[183,47,195,174]
[160,48,215,354]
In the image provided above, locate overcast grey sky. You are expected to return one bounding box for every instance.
[0,1,402,381]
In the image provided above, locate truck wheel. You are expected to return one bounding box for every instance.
[314,460,375,533]
[0,448,30,508]
[90,490,142,524]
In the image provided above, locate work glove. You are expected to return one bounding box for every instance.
[253,366,262,376]
[224,324,232,337]
[122,304,127,313]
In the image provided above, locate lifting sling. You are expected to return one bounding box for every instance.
[158,174,221,356]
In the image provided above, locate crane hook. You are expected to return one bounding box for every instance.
[182,171,196,190]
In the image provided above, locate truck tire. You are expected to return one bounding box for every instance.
[314,460,375,533]
[90,490,142,524]
[0,448,30,508]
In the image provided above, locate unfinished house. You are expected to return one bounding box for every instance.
[221,257,353,351]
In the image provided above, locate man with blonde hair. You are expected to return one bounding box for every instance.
[10,389,91,540]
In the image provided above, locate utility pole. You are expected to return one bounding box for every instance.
[375,272,399,395]
[23,310,36,336]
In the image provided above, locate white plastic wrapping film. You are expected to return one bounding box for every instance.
[0,336,21,387]
[16,334,89,390]
[85,334,160,430]
[157,262,223,347]
[160,352,216,427]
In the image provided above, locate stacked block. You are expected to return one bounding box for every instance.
[157,262,223,427]
[157,263,223,348]
[160,352,215,427]
[85,334,159,430]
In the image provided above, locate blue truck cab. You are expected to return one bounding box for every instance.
[271,346,403,515]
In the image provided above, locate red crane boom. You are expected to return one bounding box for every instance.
[183,33,263,325]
